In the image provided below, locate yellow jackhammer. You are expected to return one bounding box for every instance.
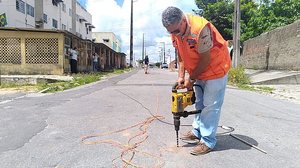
[171,83,202,147]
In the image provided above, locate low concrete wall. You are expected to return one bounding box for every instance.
[241,19,300,70]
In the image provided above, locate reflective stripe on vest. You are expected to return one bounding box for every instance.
[172,14,231,80]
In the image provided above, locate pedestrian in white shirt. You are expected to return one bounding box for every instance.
[69,47,79,74]
[92,53,99,72]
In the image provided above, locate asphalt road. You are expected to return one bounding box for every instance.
[0,68,299,168]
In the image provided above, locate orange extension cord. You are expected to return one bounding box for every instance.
[81,88,166,168]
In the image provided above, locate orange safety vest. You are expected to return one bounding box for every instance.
[172,14,231,80]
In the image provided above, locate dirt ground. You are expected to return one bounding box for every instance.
[259,84,300,105]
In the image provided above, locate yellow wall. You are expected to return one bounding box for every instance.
[0,30,64,75]
[0,29,127,75]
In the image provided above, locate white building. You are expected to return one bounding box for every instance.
[92,32,121,52]
[0,0,94,40]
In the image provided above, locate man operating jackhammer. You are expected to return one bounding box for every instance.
[161,6,231,155]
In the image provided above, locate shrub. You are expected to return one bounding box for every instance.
[228,66,250,87]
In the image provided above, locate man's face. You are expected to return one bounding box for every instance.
[166,17,186,36]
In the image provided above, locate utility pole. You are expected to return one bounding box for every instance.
[163,42,166,63]
[142,33,144,60]
[175,49,178,69]
[233,0,241,68]
[129,0,133,67]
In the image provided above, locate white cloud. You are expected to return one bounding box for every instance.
[87,0,198,62]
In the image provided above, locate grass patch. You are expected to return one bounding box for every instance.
[113,69,128,74]
[1,68,131,93]
[228,66,251,87]
[228,66,274,93]
[255,86,274,93]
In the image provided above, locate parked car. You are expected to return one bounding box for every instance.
[149,64,154,68]
[161,63,168,69]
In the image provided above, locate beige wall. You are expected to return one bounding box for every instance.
[92,32,121,52]
[0,29,126,75]
[241,19,300,70]
[0,29,64,75]
[95,43,126,70]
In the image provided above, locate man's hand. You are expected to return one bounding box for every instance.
[177,77,185,89]
[184,78,195,90]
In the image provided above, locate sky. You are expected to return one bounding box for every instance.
[77,0,87,8]
[85,0,198,63]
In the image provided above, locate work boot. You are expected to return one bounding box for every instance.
[190,142,212,155]
[180,131,200,143]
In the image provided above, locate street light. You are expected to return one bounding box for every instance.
[142,33,145,60]
[160,42,166,63]
[129,0,133,67]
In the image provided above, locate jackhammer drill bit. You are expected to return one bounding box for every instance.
[174,115,180,147]
[176,130,179,147]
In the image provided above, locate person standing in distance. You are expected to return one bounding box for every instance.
[92,52,99,72]
[144,55,149,74]
[162,6,231,155]
[69,47,79,74]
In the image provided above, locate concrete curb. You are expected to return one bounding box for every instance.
[245,69,300,85]
[0,75,73,85]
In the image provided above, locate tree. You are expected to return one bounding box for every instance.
[195,0,234,40]
[240,0,259,41]
[194,0,300,42]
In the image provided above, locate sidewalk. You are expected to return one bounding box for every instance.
[245,69,300,85]
[245,69,300,104]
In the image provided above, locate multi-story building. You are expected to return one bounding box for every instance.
[92,32,122,52]
[0,0,127,75]
[0,0,94,40]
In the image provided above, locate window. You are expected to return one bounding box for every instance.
[62,3,66,12]
[76,32,82,38]
[65,36,71,46]
[103,39,109,43]
[62,24,66,30]
[52,0,58,6]
[76,14,79,22]
[43,14,47,23]
[26,4,34,17]
[69,8,72,17]
[52,19,57,28]
[16,0,25,14]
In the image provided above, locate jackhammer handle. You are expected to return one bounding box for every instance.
[172,82,194,92]
[172,81,187,91]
